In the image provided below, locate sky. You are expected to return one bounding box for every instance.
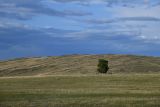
[0,0,160,60]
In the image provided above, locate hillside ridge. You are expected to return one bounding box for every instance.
[0,54,160,77]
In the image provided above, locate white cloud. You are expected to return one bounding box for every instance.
[112,5,160,18]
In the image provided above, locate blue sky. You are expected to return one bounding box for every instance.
[0,0,160,60]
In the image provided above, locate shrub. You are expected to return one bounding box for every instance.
[97,59,109,73]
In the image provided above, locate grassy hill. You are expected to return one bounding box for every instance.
[1,54,160,107]
[0,54,160,77]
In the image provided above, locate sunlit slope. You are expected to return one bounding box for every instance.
[0,54,160,76]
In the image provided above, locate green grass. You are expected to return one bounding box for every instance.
[0,74,160,107]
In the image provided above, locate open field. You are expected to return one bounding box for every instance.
[0,74,160,107]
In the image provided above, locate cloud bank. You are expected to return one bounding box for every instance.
[0,0,160,59]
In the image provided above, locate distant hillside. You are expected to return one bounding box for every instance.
[0,54,160,77]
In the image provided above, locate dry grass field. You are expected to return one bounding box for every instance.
[0,74,160,107]
[0,54,160,107]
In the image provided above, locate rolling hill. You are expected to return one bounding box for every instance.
[0,54,160,77]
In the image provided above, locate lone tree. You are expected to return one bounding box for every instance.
[97,59,109,73]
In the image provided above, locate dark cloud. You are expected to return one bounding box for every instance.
[0,0,91,20]
[1,21,160,60]
[0,22,77,59]
[86,17,160,24]
[52,0,160,7]
[120,17,160,21]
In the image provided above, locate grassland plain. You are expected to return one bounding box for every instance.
[0,74,160,107]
